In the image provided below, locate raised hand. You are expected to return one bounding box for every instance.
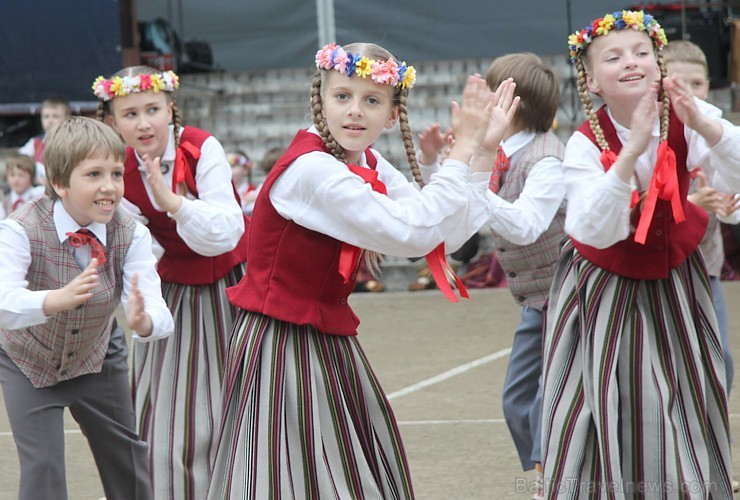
[718,193,740,218]
[478,78,520,156]
[418,123,453,164]
[125,273,153,336]
[142,153,182,214]
[688,169,729,213]
[43,258,99,315]
[663,75,723,146]
[623,81,659,158]
[448,75,495,163]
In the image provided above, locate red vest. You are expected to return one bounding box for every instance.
[227,130,378,336]
[571,107,707,280]
[124,126,249,285]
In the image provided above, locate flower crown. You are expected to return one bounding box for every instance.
[568,10,668,63]
[226,153,252,168]
[91,70,180,102]
[315,43,416,90]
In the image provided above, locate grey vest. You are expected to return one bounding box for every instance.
[491,131,566,310]
[0,197,136,388]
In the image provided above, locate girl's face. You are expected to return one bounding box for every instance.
[322,71,399,164]
[107,90,173,160]
[584,29,660,108]
[8,167,33,195]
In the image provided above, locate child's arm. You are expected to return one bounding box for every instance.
[121,223,174,341]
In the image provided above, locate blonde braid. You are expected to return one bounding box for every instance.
[397,91,423,188]
[171,97,182,148]
[576,59,610,151]
[310,73,346,162]
[657,52,671,142]
[96,101,107,122]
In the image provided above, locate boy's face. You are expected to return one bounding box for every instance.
[7,167,33,195]
[665,61,709,100]
[41,105,70,134]
[52,154,124,226]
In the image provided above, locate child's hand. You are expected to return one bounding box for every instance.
[663,75,724,146]
[718,193,740,218]
[688,169,728,213]
[663,76,701,129]
[125,273,153,336]
[478,78,520,156]
[448,75,495,163]
[417,123,452,164]
[43,258,99,315]
[622,82,659,158]
[142,154,183,214]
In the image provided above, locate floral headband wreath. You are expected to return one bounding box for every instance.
[315,43,416,90]
[567,10,668,63]
[91,70,180,102]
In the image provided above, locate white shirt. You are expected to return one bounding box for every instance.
[9,186,45,213]
[417,131,565,246]
[0,200,174,341]
[269,128,490,257]
[563,98,740,249]
[119,126,245,258]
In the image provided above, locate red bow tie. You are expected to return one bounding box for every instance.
[488,146,510,194]
[66,228,107,265]
[11,198,23,211]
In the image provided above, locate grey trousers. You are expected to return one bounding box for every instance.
[0,325,152,500]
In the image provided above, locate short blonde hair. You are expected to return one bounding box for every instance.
[662,40,709,74]
[6,155,36,182]
[43,117,126,200]
[485,53,559,133]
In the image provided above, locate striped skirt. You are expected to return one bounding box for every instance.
[132,265,244,500]
[207,311,415,500]
[541,243,732,499]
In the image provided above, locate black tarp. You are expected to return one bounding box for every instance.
[0,0,123,108]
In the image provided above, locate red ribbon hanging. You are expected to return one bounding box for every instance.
[634,140,684,244]
[172,141,202,195]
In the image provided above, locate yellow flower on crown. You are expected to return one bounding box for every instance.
[400,65,416,89]
[595,14,615,36]
[150,73,165,92]
[621,10,644,28]
[355,57,374,79]
[110,77,123,97]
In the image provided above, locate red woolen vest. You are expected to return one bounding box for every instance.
[227,130,379,336]
[570,107,707,280]
[124,126,249,285]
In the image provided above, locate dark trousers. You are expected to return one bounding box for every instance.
[502,306,544,471]
[0,325,152,500]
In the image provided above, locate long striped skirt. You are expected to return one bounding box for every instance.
[132,266,244,500]
[541,243,732,499]
[207,311,415,499]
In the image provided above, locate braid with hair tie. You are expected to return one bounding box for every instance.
[397,91,424,188]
